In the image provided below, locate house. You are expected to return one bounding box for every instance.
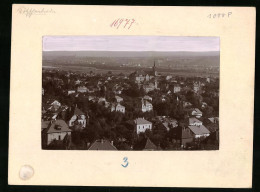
[98,97,106,104]
[208,117,219,124]
[191,108,203,118]
[166,75,172,80]
[134,118,152,134]
[111,103,125,113]
[181,128,193,147]
[201,102,207,109]
[141,98,153,112]
[157,116,178,131]
[189,117,202,126]
[88,96,96,101]
[183,101,192,108]
[115,95,123,103]
[193,82,201,93]
[129,61,158,83]
[42,119,72,146]
[88,139,117,150]
[68,106,87,128]
[188,125,210,138]
[133,137,161,151]
[143,95,152,101]
[161,95,167,102]
[173,84,181,93]
[41,120,50,131]
[75,79,81,85]
[205,117,219,133]
[77,86,88,93]
[47,99,61,107]
[68,90,76,95]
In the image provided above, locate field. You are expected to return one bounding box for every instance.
[42,51,220,77]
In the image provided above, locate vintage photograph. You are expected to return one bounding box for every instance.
[41,36,219,150]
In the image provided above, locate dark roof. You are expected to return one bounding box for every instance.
[182,129,193,139]
[73,107,85,116]
[133,138,159,151]
[44,120,72,134]
[41,121,50,129]
[88,140,117,150]
[143,138,158,150]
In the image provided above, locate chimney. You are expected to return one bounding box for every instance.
[111,141,114,146]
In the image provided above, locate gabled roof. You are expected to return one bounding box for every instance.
[44,120,71,134]
[144,95,152,99]
[208,117,219,123]
[189,117,202,125]
[88,140,117,150]
[115,95,123,100]
[193,108,202,114]
[134,118,152,125]
[143,138,158,150]
[133,138,160,151]
[74,107,84,116]
[188,125,210,135]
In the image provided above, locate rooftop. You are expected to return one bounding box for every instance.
[44,119,71,134]
[88,140,117,150]
[134,118,152,125]
[189,117,202,125]
[188,125,210,135]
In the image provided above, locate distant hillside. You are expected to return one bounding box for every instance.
[43,51,219,59]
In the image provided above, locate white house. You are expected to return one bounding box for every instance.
[173,85,181,93]
[191,108,203,118]
[42,119,72,145]
[189,117,203,126]
[111,103,125,113]
[68,107,87,128]
[193,82,201,93]
[68,90,76,95]
[143,95,152,101]
[115,95,123,103]
[75,80,81,85]
[166,75,172,80]
[98,97,106,103]
[141,99,153,112]
[134,118,152,134]
[188,125,210,138]
[77,86,88,93]
[47,100,61,107]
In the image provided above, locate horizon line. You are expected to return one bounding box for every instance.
[43,50,220,52]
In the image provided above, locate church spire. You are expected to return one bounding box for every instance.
[153,60,157,76]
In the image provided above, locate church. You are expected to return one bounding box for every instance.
[129,61,158,83]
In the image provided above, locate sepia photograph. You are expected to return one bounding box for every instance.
[41,36,220,151]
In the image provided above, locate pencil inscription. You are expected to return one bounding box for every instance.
[17,7,56,18]
[207,12,232,19]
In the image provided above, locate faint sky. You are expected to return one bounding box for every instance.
[43,36,219,52]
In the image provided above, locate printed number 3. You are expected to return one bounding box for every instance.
[121,157,129,168]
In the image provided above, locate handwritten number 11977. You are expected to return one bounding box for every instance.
[110,18,136,29]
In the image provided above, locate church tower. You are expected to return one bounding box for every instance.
[153,61,158,76]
